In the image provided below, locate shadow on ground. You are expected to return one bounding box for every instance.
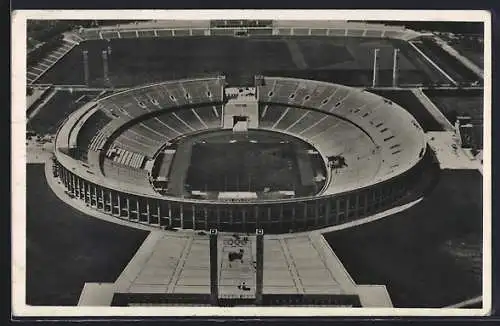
[26,164,149,306]
[324,169,483,308]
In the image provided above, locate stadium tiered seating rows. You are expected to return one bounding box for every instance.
[106,147,146,169]
[97,78,224,120]
[258,77,424,179]
[75,76,423,193]
[101,158,151,188]
[260,105,378,191]
[76,110,112,151]
[74,79,224,185]
[109,105,223,159]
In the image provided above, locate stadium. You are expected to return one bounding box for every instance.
[25,19,484,309]
[54,74,430,233]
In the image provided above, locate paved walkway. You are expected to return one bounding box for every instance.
[27,86,50,109]
[426,131,482,172]
[78,283,116,306]
[411,88,454,131]
[27,89,58,122]
[77,226,393,306]
[26,139,54,164]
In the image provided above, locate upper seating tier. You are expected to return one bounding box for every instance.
[258,77,427,188]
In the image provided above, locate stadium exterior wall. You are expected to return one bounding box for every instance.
[53,148,431,234]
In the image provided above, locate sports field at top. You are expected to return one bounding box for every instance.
[36,36,449,87]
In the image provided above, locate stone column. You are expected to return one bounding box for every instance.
[101,188,105,211]
[180,204,184,229]
[168,203,172,227]
[117,193,121,216]
[146,200,151,223]
[255,229,264,305]
[209,229,218,306]
[392,48,400,87]
[372,48,380,88]
[192,205,196,230]
[125,197,130,218]
[101,50,109,84]
[82,50,90,86]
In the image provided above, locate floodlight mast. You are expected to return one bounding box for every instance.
[372,48,380,88]
[392,48,400,87]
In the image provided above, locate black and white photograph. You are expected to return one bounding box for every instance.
[11,10,491,317]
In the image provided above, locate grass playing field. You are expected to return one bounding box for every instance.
[35,36,449,87]
[411,38,481,83]
[170,130,324,199]
[187,142,299,192]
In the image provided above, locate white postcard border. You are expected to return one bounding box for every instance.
[12,9,492,317]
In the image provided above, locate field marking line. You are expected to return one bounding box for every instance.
[167,236,194,293]
[279,238,305,294]
[408,41,458,85]
[285,39,309,69]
